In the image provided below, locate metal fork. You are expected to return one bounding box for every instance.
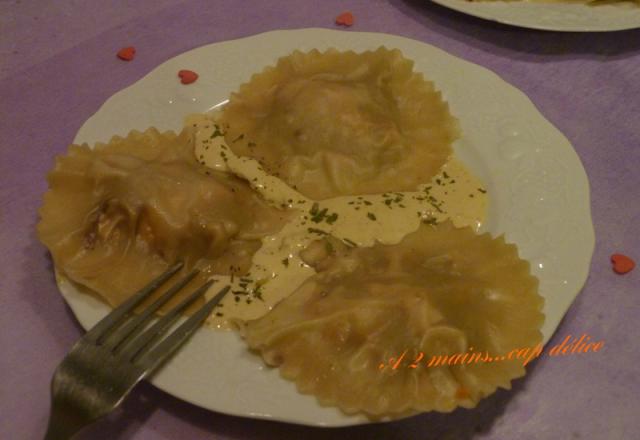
[44,262,230,440]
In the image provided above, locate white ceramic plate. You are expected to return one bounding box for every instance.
[430,0,640,32]
[62,28,594,426]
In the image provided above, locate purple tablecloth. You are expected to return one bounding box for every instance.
[2,1,639,439]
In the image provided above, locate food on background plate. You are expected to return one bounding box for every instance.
[219,47,458,200]
[37,128,289,310]
[242,222,544,418]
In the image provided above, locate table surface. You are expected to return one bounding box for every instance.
[1,1,639,439]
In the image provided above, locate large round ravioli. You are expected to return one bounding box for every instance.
[219,47,458,200]
[242,222,544,418]
[37,128,288,310]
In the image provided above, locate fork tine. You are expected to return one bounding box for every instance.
[45,264,228,440]
[136,285,231,373]
[84,261,184,343]
[105,269,200,352]
[119,280,220,362]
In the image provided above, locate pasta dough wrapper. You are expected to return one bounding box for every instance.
[243,222,544,418]
[219,47,458,200]
[37,128,289,310]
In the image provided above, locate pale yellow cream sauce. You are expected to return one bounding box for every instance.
[185,113,487,329]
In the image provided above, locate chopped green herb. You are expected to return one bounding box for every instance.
[422,216,438,225]
[311,208,328,223]
[325,241,335,254]
[253,285,264,301]
[309,203,338,225]
[367,212,377,221]
[326,213,338,224]
[429,201,444,213]
[210,125,225,138]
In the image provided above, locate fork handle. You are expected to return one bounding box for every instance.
[44,402,90,440]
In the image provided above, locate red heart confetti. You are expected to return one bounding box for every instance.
[117,46,136,61]
[611,253,635,274]
[178,69,199,85]
[335,12,354,27]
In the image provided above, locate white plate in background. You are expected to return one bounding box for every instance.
[431,0,640,32]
